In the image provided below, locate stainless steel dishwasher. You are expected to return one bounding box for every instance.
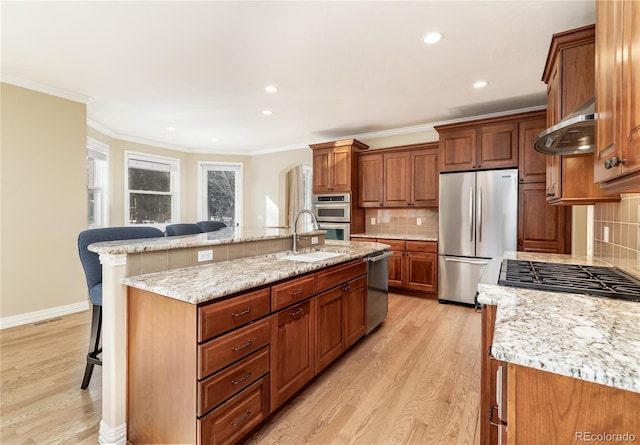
[366,250,393,333]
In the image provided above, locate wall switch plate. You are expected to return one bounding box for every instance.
[311,236,318,245]
[370,218,376,225]
[417,218,422,225]
[603,226,610,243]
[198,249,213,262]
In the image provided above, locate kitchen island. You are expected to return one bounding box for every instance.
[87,227,388,445]
[477,251,640,445]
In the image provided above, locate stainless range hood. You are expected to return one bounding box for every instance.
[534,97,595,155]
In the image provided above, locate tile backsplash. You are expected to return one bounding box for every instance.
[594,193,640,277]
[364,208,438,237]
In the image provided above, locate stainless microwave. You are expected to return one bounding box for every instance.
[312,193,350,223]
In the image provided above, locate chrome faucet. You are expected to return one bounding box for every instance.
[293,209,319,253]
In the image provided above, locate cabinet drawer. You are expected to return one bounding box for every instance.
[198,347,270,416]
[377,239,406,252]
[271,275,315,311]
[198,376,270,445]
[198,288,271,342]
[199,317,270,379]
[405,240,437,253]
[316,259,367,294]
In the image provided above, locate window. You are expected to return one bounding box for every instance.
[198,162,243,227]
[87,138,109,228]
[125,151,180,226]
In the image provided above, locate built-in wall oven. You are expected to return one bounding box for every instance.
[313,193,351,241]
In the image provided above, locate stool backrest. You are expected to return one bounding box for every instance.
[196,221,227,232]
[165,223,204,237]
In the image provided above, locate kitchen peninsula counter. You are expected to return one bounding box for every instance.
[477,251,640,393]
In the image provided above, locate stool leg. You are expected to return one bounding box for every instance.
[81,305,102,389]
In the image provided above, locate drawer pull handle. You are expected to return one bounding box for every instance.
[289,307,304,317]
[488,406,507,428]
[230,409,251,427]
[231,340,253,352]
[231,307,252,318]
[231,371,252,385]
[290,289,305,296]
[343,285,352,292]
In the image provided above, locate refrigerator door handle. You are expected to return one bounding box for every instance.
[478,187,483,243]
[444,257,490,266]
[469,187,474,242]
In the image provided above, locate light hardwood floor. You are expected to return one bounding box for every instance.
[0,294,481,444]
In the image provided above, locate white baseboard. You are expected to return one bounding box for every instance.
[0,301,90,330]
[99,420,127,445]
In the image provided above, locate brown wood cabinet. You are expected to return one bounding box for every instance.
[516,112,568,254]
[594,0,640,192]
[480,304,499,445]
[310,139,368,194]
[127,257,369,445]
[357,142,439,208]
[377,238,438,295]
[542,24,620,205]
[437,121,518,172]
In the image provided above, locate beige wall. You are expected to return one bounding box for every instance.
[1,83,87,318]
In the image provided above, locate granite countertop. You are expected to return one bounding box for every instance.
[88,226,325,255]
[477,251,640,393]
[123,240,389,305]
[351,233,438,242]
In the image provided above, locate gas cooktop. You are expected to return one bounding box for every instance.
[499,260,640,302]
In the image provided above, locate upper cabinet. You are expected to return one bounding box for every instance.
[436,121,518,172]
[310,139,369,194]
[542,24,619,205]
[594,0,640,192]
[357,142,438,208]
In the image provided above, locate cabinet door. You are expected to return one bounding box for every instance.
[344,275,367,349]
[387,250,404,288]
[358,153,384,207]
[312,148,333,193]
[411,150,439,207]
[440,128,476,172]
[518,117,547,184]
[270,300,315,411]
[620,0,640,179]
[315,287,345,374]
[477,123,518,170]
[331,146,352,192]
[517,183,565,253]
[546,65,562,199]
[404,252,437,293]
[383,152,411,207]
[480,305,499,445]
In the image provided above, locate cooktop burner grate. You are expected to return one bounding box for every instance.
[498,260,640,302]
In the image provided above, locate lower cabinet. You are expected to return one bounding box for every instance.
[480,305,500,445]
[127,258,370,445]
[378,238,438,295]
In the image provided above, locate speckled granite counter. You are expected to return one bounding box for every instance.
[477,251,640,393]
[89,226,324,254]
[351,233,438,242]
[123,240,389,304]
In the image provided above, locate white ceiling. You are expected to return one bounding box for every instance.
[1,1,596,155]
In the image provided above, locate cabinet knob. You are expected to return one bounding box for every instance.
[604,157,627,169]
[380,203,383,207]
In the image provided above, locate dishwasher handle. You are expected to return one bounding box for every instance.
[368,251,394,262]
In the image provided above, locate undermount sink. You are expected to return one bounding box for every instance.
[280,251,345,263]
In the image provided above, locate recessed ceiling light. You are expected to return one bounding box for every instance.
[265,85,278,93]
[167,126,176,131]
[211,138,218,142]
[262,110,273,116]
[473,81,489,89]
[423,32,443,44]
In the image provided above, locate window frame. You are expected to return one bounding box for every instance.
[124,150,180,228]
[197,161,243,227]
[87,137,109,228]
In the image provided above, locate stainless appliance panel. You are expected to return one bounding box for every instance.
[367,250,392,333]
[438,171,476,257]
[438,255,490,305]
[318,222,350,241]
[312,193,351,223]
[475,169,518,258]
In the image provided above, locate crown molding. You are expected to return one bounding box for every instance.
[0,74,92,104]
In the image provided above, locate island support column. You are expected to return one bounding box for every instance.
[98,253,128,445]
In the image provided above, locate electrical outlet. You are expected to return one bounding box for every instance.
[370,217,376,225]
[603,226,610,243]
[417,218,422,225]
[311,236,319,245]
[198,249,213,262]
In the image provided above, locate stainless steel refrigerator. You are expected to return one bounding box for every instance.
[438,169,518,305]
